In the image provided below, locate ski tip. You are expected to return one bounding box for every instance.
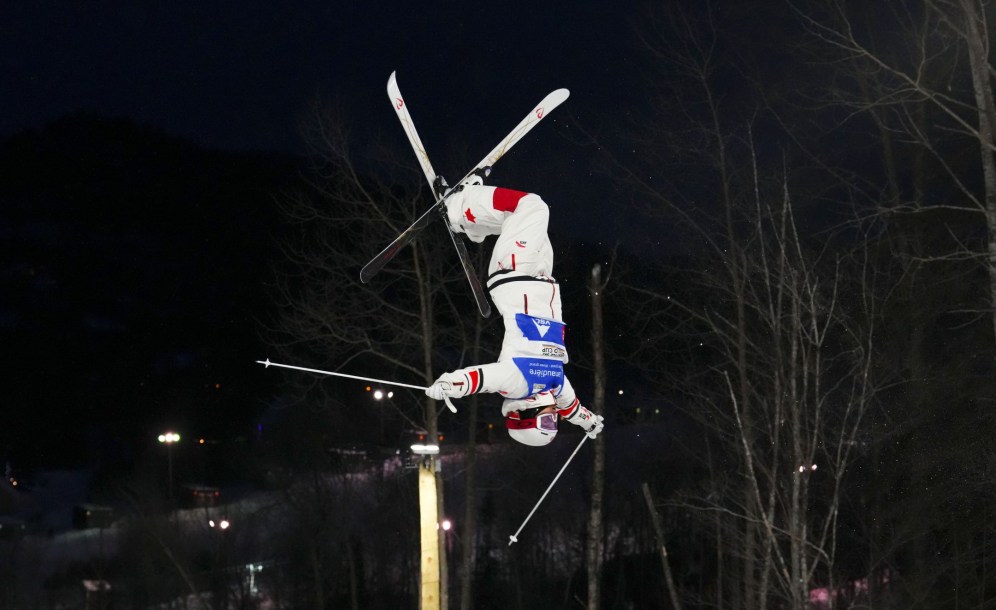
[533,89,570,119]
[546,88,570,105]
[388,71,397,86]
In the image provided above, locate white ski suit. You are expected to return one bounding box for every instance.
[436,184,587,421]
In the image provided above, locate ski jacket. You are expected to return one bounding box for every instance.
[444,186,580,414]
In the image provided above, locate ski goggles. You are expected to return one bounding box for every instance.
[505,411,558,432]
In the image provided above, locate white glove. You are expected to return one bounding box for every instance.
[566,405,604,439]
[584,414,605,439]
[425,372,471,400]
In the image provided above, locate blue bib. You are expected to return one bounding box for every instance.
[511,357,564,398]
[515,313,565,347]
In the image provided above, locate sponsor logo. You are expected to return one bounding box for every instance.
[536,107,545,119]
[528,367,560,378]
[396,98,404,109]
[464,208,477,223]
[531,318,552,338]
[515,240,528,248]
[541,345,566,358]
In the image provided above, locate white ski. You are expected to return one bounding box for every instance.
[385,71,492,318]
[360,75,570,294]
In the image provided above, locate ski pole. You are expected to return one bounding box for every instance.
[256,359,457,413]
[508,433,589,546]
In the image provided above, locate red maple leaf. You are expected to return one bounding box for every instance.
[464,208,477,223]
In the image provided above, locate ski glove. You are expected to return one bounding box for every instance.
[565,405,605,439]
[425,371,474,400]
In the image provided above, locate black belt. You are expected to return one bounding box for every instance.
[487,270,558,291]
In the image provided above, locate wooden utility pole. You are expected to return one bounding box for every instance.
[417,454,441,610]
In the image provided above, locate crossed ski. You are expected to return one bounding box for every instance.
[360,72,569,317]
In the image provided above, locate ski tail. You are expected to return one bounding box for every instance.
[359,221,424,283]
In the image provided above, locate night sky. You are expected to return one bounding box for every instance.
[2,2,648,472]
[3,2,638,155]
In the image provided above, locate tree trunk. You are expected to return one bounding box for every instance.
[311,546,325,610]
[585,264,607,609]
[347,537,359,610]
[642,483,684,610]
[459,250,488,610]
[458,396,479,610]
[959,0,996,352]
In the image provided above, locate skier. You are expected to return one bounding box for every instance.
[425,177,604,446]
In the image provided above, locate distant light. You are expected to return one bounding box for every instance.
[219,519,230,530]
[158,432,180,444]
[387,391,394,399]
[199,438,205,445]
[373,389,384,400]
[411,444,440,455]
[439,519,452,531]
[617,389,624,395]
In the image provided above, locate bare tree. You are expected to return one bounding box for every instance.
[267,102,475,434]
[265,102,490,608]
[789,3,996,604]
[634,153,877,608]
[794,0,996,348]
[611,5,882,607]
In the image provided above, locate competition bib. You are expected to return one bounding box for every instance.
[515,313,565,347]
[511,357,564,398]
